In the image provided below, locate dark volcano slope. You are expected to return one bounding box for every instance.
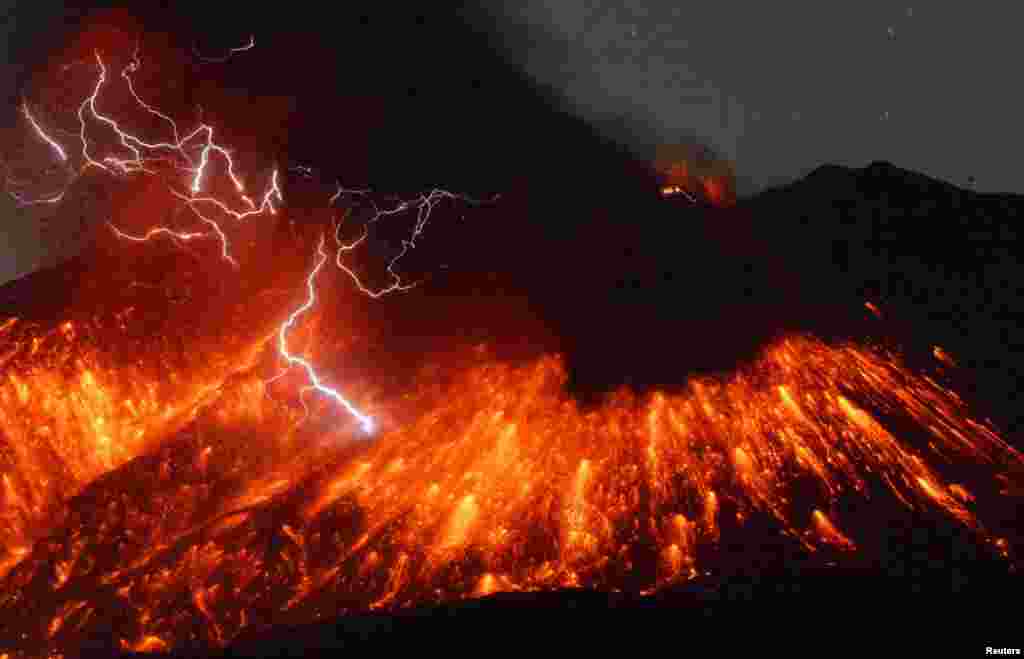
[107,570,1017,658]
[742,161,1023,435]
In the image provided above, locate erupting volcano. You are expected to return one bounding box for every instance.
[1,9,1022,658]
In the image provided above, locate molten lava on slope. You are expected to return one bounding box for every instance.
[1,317,1021,655]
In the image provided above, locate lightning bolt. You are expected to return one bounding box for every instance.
[8,39,498,436]
[7,42,273,269]
[331,187,447,297]
[22,102,68,163]
[106,222,206,244]
[329,182,498,298]
[4,103,74,207]
[259,179,500,434]
[193,35,256,64]
[71,46,279,266]
[273,233,376,435]
[6,188,67,207]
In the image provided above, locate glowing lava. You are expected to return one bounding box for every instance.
[1,333,1021,655]
[0,308,276,574]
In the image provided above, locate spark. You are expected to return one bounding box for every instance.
[272,234,375,435]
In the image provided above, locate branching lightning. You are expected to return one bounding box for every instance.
[7,43,279,269]
[332,186,453,297]
[7,44,273,267]
[328,182,498,297]
[272,233,376,435]
[257,179,499,433]
[193,35,256,64]
[6,39,497,437]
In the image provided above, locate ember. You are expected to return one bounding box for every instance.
[2,326,1021,654]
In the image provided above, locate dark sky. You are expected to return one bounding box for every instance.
[2,2,1023,285]
[476,2,1024,195]
[1,0,69,283]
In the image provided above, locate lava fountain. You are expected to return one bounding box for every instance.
[0,327,1021,655]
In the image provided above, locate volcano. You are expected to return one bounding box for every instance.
[2,6,1023,658]
[1,158,1022,658]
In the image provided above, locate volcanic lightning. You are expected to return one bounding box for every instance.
[6,45,282,265]
[8,38,489,440]
[271,233,376,435]
[4,103,74,206]
[1,28,1022,659]
[268,180,495,432]
[331,184,478,297]
[22,102,69,164]
[193,34,256,63]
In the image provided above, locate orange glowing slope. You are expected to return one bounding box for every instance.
[1,314,1021,653]
[0,290,292,576]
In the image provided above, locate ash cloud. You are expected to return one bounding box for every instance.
[468,2,749,193]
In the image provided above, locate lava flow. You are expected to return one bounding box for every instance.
[1,29,1023,659]
[2,323,1023,654]
[0,302,284,577]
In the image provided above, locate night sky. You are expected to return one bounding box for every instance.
[2,0,70,283]
[0,7,1022,650]
[2,2,1023,285]
[477,2,1024,195]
